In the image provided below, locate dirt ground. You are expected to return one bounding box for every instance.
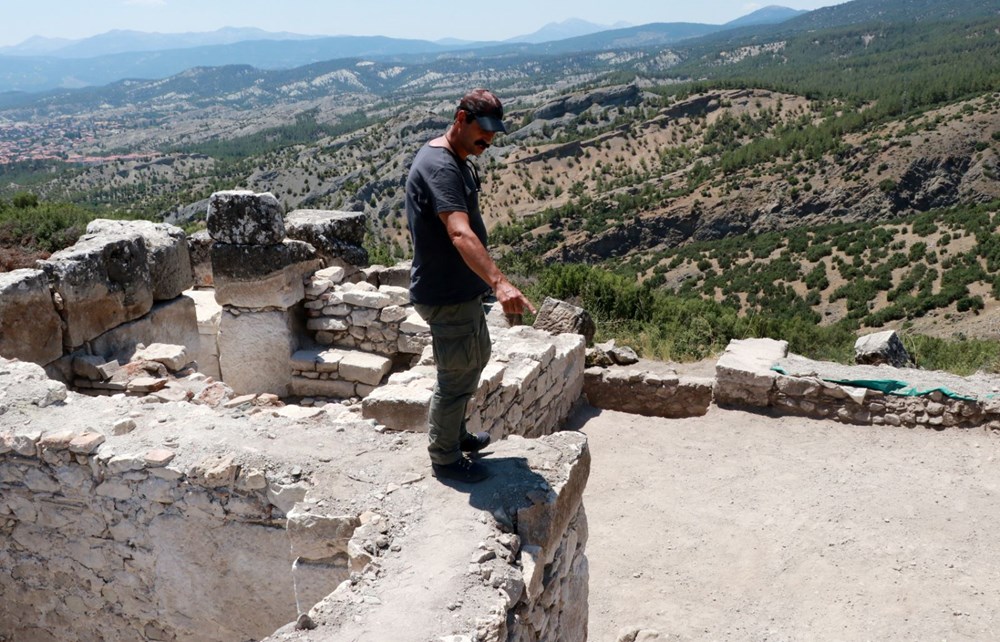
[571,403,1000,641]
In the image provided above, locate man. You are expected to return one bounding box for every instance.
[405,88,536,483]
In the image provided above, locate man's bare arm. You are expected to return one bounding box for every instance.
[439,210,536,315]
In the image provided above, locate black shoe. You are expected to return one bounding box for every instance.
[460,431,491,453]
[432,457,489,483]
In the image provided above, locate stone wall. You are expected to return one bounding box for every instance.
[0,356,591,642]
[0,359,339,642]
[584,366,713,418]
[302,264,427,357]
[362,324,586,443]
[715,338,1000,430]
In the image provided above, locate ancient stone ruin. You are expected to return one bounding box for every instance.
[0,191,590,642]
[4,190,1000,641]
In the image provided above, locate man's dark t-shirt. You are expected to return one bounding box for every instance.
[405,144,490,306]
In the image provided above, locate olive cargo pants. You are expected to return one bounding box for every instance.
[414,297,491,465]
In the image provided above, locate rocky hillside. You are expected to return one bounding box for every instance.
[3,0,1000,345]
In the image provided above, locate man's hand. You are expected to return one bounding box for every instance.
[494,277,536,316]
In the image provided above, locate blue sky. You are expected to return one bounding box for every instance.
[4,0,851,47]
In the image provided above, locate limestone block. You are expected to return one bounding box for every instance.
[306,277,332,298]
[182,289,222,379]
[207,190,285,245]
[322,303,351,316]
[38,232,153,349]
[714,338,788,407]
[187,229,214,287]
[291,350,319,372]
[0,269,63,365]
[88,296,199,365]
[134,343,189,372]
[398,333,431,354]
[532,296,596,345]
[338,350,392,386]
[584,368,711,418]
[400,313,429,334]
[189,455,239,487]
[495,327,557,369]
[503,358,542,392]
[376,261,411,288]
[349,308,379,329]
[588,339,640,367]
[292,349,343,374]
[183,289,222,334]
[520,545,545,602]
[218,310,295,396]
[775,374,822,397]
[285,208,368,267]
[289,377,356,399]
[107,454,147,474]
[212,240,321,309]
[0,358,68,410]
[307,317,348,332]
[361,384,434,432]
[342,289,392,309]
[87,219,194,300]
[380,305,409,323]
[287,504,360,561]
[314,265,347,284]
[267,481,308,514]
[378,285,410,306]
[855,329,913,368]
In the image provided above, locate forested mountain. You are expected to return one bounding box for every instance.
[3,0,1000,366]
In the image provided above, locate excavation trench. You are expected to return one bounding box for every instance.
[0,439,358,642]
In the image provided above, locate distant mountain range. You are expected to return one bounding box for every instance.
[0,27,323,58]
[0,6,805,94]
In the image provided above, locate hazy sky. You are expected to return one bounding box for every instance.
[3,0,852,47]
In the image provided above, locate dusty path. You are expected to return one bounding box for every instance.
[572,404,1000,641]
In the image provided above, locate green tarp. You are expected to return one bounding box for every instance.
[770,366,977,401]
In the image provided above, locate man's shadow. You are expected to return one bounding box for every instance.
[435,453,551,530]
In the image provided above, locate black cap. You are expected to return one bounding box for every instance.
[458,88,506,133]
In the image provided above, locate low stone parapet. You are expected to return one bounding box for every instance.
[584,367,713,418]
[714,338,1000,430]
[361,326,586,442]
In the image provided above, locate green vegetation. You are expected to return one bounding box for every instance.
[499,199,1000,374]
[0,194,140,270]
